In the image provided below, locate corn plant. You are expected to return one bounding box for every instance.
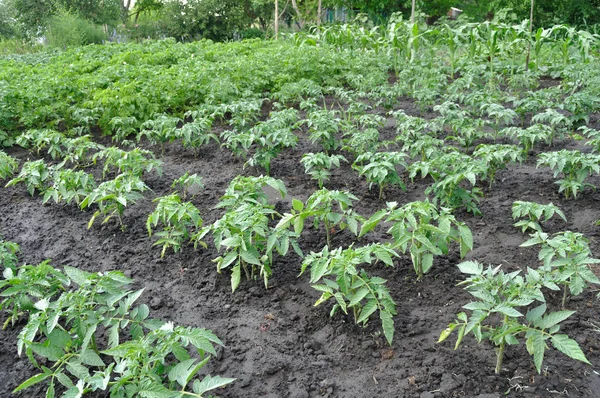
[276,189,363,247]
[473,144,524,188]
[360,200,473,280]
[352,151,408,200]
[300,244,398,345]
[0,151,18,180]
[300,152,347,189]
[6,159,54,196]
[521,231,600,307]
[439,261,590,374]
[42,168,97,206]
[512,201,566,233]
[537,150,600,199]
[1,262,234,397]
[171,172,204,200]
[81,174,149,231]
[0,239,20,272]
[305,109,341,154]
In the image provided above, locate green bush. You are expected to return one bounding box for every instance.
[46,10,106,48]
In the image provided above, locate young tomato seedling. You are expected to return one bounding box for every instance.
[439,261,590,374]
[360,200,473,280]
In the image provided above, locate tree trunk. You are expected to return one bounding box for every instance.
[317,0,322,27]
[275,0,279,39]
[291,0,304,29]
[525,0,534,71]
[411,0,416,24]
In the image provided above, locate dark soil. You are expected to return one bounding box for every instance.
[1,105,600,398]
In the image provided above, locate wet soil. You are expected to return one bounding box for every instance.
[1,105,600,398]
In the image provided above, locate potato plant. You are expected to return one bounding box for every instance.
[1,261,234,397]
[300,152,347,189]
[511,201,566,233]
[439,261,590,374]
[138,114,182,154]
[147,194,208,257]
[212,175,299,291]
[341,127,381,156]
[300,244,398,345]
[16,129,67,160]
[81,174,149,231]
[360,201,473,280]
[537,150,600,199]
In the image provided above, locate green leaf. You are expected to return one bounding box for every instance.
[193,374,236,395]
[168,358,199,388]
[348,286,370,307]
[13,372,52,393]
[438,324,457,343]
[357,300,378,324]
[231,265,241,292]
[551,334,591,365]
[380,311,395,345]
[494,304,523,318]
[457,261,482,275]
[536,310,575,330]
[79,350,105,367]
[530,330,546,373]
[63,266,90,286]
[240,250,261,266]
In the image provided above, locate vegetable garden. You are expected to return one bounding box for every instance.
[1,19,600,397]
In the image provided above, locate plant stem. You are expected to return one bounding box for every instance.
[325,219,331,248]
[242,261,251,281]
[495,315,508,374]
[495,339,505,374]
[561,284,568,308]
